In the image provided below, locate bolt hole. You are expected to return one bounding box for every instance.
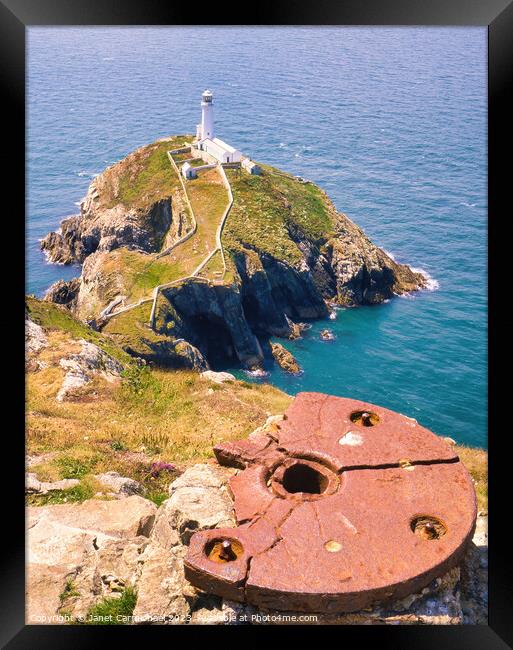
[350,410,380,427]
[410,516,447,540]
[205,538,244,563]
[282,463,329,495]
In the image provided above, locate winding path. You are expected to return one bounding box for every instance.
[101,148,234,331]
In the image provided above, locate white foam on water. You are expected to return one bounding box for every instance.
[383,248,439,294]
[244,368,269,379]
[411,266,440,292]
[383,249,397,262]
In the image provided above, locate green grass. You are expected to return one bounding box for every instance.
[102,301,184,362]
[120,251,183,295]
[57,454,101,479]
[198,249,225,279]
[223,165,335,265]
[108,137,191,210]
[267,166,335,240]
[59,579,80,606]
[26,480,97,506]
[103,302,158,341]
[189,157,208,168]
[81,587,137,625]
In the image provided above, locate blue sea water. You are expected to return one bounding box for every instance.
[27,27,487,448]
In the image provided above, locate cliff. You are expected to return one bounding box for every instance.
[41,136,426,370]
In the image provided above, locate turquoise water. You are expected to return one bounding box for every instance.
[27,27,487,448]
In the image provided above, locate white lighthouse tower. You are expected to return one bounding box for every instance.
[196,89,214,142]
[193,90,243,164]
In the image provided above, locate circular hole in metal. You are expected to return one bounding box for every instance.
[410,516,447,540]
[205,538,244,563]
[282,463,329,495]
[324,540,342,552]
[350,410,380,427]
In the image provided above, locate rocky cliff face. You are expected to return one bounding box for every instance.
[42,139,426,371]
[41,140,185,265]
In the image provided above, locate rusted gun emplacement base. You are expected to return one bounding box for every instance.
[184,392,477,613]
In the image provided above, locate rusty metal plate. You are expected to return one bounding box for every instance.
[184,392,476,613]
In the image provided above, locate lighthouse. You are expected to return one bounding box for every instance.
[193,89,243,164]
[196,89,214,142]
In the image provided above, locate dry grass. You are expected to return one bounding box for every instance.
[27,348,292,491]
[27,301,486,510]
[98,165,230,311]
[455,444,488,512]
[27,355,486,511]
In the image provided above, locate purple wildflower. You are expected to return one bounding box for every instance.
[150,461,177,478]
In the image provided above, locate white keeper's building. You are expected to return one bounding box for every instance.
[194,90,242,164]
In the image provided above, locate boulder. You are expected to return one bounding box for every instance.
[28,495,156,540]
[25,318,48,371]
[67,535,151,619]
[26,473,80,495]
[133,464,237,624]
[28,518,100,568]
[132,545,192,624]
[200,370,236,384]
[26,563,76,624]
[94,471,144,497]
[159,464,235,544]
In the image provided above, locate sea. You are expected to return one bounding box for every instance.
[27,27,487,448]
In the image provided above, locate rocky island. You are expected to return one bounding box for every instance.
[41,135,426,372]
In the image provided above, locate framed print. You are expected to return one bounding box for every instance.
[1,0,511,646]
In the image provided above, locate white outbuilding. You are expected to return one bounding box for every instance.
[242,157,262,175]
[181,162,196,180]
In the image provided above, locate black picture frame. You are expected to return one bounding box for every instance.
[2,0,510,646]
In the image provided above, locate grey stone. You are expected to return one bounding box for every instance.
[200,370,236,384]
[94,471,144,497]
[26,473,80,495]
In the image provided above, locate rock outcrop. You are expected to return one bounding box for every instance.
[200,370,236,384]
[25,318,48,371]
[44,278,81,310]
[270,342,301,374]
[57,339,124,402]
[40,144,177,265]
